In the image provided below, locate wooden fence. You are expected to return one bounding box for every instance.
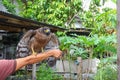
[54,57,100,80]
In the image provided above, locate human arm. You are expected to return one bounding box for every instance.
[0,60,16,80]
[15,49,62,71]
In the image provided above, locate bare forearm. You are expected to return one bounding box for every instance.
[27,51,53,64]
[15,51,53,71]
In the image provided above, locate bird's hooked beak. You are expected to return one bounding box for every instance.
[44,29,50,35]
[45,29,50,33]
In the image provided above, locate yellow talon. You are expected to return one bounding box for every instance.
[31,46,37,55]
[41,47,44,52]
[31,47,44,55]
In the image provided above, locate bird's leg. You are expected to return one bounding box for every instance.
[31,46,37,55]
[41,47,44,52]
[31,45,37,80]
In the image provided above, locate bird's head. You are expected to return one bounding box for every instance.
[42,27,51,35]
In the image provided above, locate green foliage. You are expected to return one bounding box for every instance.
[59,35,79,50]
[2,0,82,27]
[56,31,66,37]
[37,63,63,80]
[93,0,101,6]
[2,0,16,14]
[112,0,116,3]
[93,34,117,58]
[59,33,117,60]
[16,0,82,27]
[80,9,116,36]
[93,9,116,35]
[94,64,117,80]
[94,56,117,80]
[2,0,116,31]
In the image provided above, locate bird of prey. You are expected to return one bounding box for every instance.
[16,27,51,58]
[16,27,60,80]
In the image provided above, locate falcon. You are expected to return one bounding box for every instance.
[16,27,51,58]
[16,27,60,80]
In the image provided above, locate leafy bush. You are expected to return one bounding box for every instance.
[94,64,117,80]
[94,56,117,80]
[37,63,63,80]
[59,33,116,60]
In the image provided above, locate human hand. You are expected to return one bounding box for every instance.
[49,49,62,59]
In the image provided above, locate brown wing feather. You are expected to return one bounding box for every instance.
[16,30,36,58]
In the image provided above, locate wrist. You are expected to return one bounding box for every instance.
[46,50,54,57]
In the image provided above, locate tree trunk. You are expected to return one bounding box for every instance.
[117,0,120,80]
